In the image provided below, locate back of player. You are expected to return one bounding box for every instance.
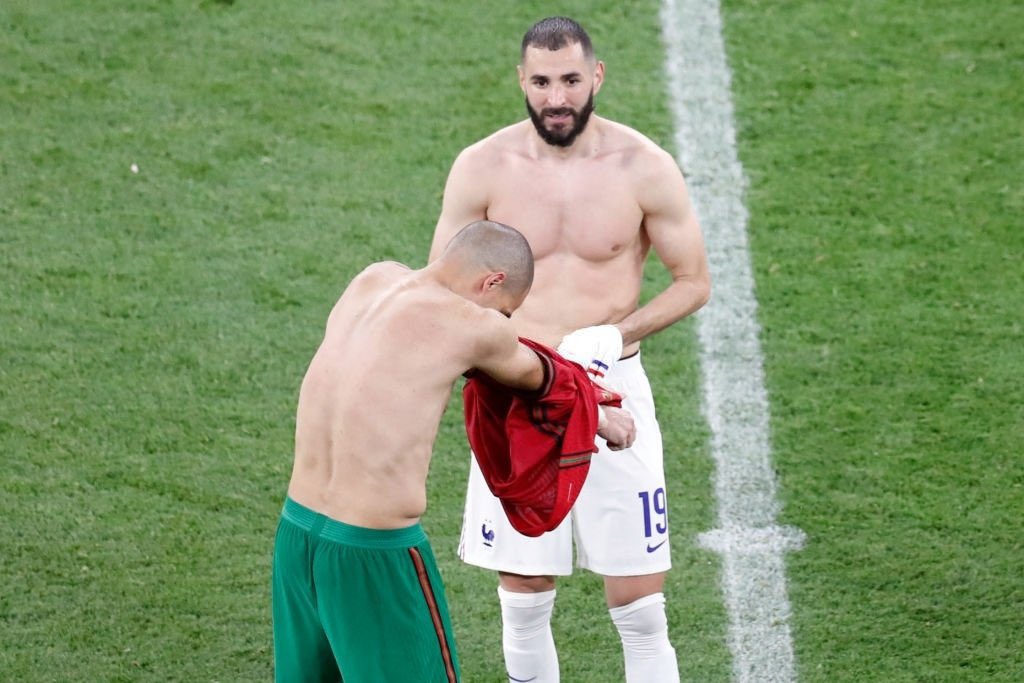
[276,263,465,683]
[289,261,470,528]
[272,220,540,683]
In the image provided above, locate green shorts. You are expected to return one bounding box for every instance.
[272,498,460,682]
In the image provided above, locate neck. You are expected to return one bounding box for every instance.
[424,258,474,298]
[526,116,602,159]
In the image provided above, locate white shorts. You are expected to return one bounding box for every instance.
[458,353,671,576]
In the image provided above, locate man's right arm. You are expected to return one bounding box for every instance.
[429,147,490,262]
[599,406,636,451]
[471,311,638,449]
[471,314,547,392]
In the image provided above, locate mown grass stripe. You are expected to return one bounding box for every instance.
[660,1,806,680]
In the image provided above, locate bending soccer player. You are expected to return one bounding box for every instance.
[271,220,634,683]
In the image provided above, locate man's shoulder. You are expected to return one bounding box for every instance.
[356,260,409,281]
[421,292,513,361]
[441,292,505,330]
[590,119,681,190]
[597,117,672,159]
[457,122,531,162]
[340,261,410,301]
[405,283,494,324]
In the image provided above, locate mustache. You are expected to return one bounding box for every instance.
[541,107,575,117]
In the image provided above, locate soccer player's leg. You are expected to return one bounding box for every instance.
[460,455,573,682]
[574,354,679,682]
[316,525,461,682]
[272,512,341,683]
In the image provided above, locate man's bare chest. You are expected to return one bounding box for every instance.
[486,166,644,260]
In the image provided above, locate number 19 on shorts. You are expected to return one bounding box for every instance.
[638,487,668,539]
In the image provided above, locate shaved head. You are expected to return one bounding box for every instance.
[441,220,535,297]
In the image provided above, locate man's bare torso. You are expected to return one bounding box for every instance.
[288,263,478,528]
[470,117,660,351]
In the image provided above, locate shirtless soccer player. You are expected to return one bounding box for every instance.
[429,17,711,683]
[272,220,634,683]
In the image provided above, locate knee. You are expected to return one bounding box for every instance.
[499,571,556,593]
[498,585,556,635]
[605,572,666,608]
[609,593,668,637]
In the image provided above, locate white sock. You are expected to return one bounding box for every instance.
[609,593,680,683]
[498,586,560,683]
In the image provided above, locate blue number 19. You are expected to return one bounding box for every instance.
[638,487,667,538]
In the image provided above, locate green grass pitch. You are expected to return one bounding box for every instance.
[1,0,1021,680]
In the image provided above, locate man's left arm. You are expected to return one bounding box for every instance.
[615,149,711,347]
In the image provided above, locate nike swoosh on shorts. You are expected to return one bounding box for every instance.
[646,539,667,553]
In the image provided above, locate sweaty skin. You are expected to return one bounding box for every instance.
[287,262,545,529]
[429,44,710,357]
[429,42,710,608]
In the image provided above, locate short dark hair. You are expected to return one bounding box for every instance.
[444,220,535,296]
[520,16,594,62]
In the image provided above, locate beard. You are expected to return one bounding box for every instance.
[526,91,595,148]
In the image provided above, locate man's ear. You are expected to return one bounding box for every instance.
[592,60,606,95]
[482,272,507,292]
[517,64,527,94]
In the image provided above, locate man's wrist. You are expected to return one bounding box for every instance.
[613,321,633,349]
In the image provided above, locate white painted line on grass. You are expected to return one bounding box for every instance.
[659,1,807,681]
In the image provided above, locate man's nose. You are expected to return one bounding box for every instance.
[547,84,567,107]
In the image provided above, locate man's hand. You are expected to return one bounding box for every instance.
[597,405,636,451]
[558,324,623,380]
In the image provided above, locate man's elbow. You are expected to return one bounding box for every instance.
[679,271,711,312]
[694,273,711,310]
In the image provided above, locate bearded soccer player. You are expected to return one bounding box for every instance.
[429,17,711,683]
